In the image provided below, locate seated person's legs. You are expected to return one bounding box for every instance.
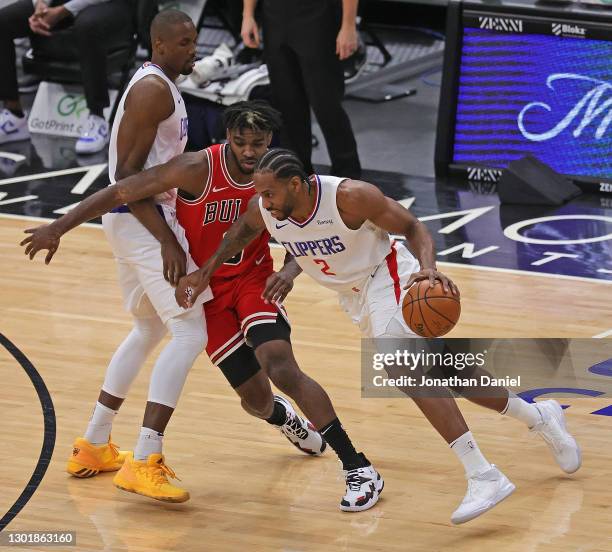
[71,0,134,153]
[0,0,34,143]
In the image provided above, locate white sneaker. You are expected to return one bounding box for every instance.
[451,465,515,524]
[0,108,29,144]
[340,455,384,512]
[75,114,109,154]
[531,400,582,474]
[191,43,234,85]
[0,150,27,176]
[275,395,326,456]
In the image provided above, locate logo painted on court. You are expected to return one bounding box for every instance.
[0,165,610,282]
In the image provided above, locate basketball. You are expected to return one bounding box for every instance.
[402,280,461,337]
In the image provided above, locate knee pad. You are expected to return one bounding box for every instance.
[133,316,168,346]
[147,315,207,408]
[165,313,207,354]
[101,316,167,399]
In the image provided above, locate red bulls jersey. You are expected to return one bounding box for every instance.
[176,143,272,279]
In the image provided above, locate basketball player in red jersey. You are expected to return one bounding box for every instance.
[21,101,384,513]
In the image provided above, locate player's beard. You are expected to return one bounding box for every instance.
[277,194,296,220]
[237,161,257,175]
[271,209,289,221]
[234,151,258,175]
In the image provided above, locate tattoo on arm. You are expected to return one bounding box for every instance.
[212,217,260,267]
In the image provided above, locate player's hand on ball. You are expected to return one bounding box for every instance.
[405,268,460,296]
[20,225,61,264]
[262,271,294,305]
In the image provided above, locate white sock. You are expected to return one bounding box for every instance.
[134,427,163,461]
[501,393,542,428]
[84,402,117,445]
[450,431,492,478]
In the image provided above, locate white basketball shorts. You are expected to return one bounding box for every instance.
[338,241,420,338]
[102,205,212,323]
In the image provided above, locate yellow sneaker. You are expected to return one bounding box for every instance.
[67,437,128,478]
[112,453,190,503]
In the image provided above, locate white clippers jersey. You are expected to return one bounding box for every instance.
[108,62,189,207]
[260,175,395,292]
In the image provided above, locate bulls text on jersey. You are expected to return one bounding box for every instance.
[203,199,243,225]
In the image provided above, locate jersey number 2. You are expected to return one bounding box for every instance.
[314,259,336,276]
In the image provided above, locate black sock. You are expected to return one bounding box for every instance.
[320,418,367,469]
[265,399,287,426]
[7,107,24,118]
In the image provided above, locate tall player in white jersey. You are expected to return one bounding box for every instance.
[65,10,210,503]
[177,148,582,524]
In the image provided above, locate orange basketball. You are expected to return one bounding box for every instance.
[402,280,461,337]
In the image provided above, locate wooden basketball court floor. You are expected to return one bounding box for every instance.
[1,217,612,552]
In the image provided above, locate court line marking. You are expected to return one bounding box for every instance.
[0,212,101,229]
[6,307,132,326]
[434,260,612,286]
[7,308,363,351]
[2,212,611,286]
[0,333,56,532]
[0,165,106,187]
[593,329,612,339]
[292,339,360,352]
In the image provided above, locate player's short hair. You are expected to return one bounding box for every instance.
[255,148,310,185]
[150,9,193,41]
[223,100,282,134]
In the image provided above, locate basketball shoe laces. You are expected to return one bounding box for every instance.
[345,468,368,491]
[137,458,181,487]
[283,413,309,440]
[108,441,120,458]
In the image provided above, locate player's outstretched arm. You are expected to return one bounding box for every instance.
[20,152,206,264]
[175,195,267,308]
[337,179,459,295]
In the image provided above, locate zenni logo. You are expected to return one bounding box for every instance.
[478,16,523,33]
[466,167,503,182]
